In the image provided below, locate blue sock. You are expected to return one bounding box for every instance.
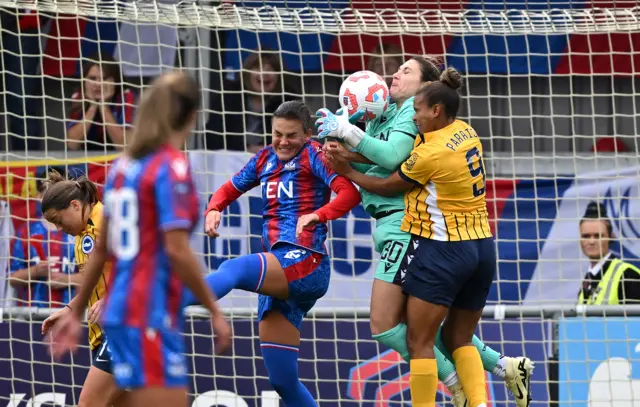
[261,342,317,407]
[182,253,267,306]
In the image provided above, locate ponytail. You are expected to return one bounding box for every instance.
[126,71,201,159]
[41,170,100,217]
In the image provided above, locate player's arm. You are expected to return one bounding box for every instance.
[296,146,361,236]
[204,152,262,217]
[298,146,361,233]
[323,141,374,177]
[345,150,374,165]
[341,170,412,197]
[313,176,361,222]
[354,105,417,171]
[158,159,226,320]
[67,221,108,318]
[332,146,436,197]
[65,272,85,286]
[9,236,48,288]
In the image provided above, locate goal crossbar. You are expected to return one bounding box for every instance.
[0,1,639,33]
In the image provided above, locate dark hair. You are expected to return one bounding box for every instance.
[68,52,123,120]
[36,166,67,194]
[126,71,201,159]
[581,201,613,238]
[416,67,463,119]
[273,100,312,133]
[242,52,283,95]
[41,170,99,218]
[410,56,443,83]
[368,44,404,75]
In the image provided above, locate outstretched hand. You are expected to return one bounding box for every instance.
[46,310,82,360]
[325,147,355,176]
[315,108,365,140]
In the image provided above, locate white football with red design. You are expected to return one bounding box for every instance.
[338,70,390,121]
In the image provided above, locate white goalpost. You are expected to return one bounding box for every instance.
[1,0,640,406]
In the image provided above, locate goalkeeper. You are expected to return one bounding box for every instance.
[315,57,533,407]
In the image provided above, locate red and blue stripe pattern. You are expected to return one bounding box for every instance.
[102,146,199,330]
[230,141,337,254]
[10,222,76,307]
[224,0,640,76]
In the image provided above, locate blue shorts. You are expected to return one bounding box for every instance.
[103,325,187,389]
[400,236,496,310]
[91,338,113,373]
[258,243,331,329]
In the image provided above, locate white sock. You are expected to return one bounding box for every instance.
[491,355,508,379]
[443,371,459,388]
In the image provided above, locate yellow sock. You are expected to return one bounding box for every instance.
[452,345,487,407]
[409,358,438,407]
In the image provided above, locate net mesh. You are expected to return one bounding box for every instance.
[1,0,640,406]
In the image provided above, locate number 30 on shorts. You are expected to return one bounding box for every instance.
[466,147,486,197]
[381,241,404,265]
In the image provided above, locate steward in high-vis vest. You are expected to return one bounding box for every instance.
[578,202,640,305]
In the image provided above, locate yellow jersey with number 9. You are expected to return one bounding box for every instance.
[74,201,110,350]
[398,119,492,241]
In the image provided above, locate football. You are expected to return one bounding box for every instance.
[339,70,390,121]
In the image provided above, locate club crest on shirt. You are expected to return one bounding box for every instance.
[265,162,274,172]
[284,161,296,171]
[404,153,418,171]
[82,234,95,254]
[171,158,189,179]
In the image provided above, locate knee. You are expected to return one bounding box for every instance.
[78,393,106,407]
[406,328,436,359]
[370,313,400,336]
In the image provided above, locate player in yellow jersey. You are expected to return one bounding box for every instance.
[328,68,496,407]
[40,170,130,407]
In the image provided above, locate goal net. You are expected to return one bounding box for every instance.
[1,0,640,406]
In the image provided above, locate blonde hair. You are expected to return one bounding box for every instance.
[126,71,201,159]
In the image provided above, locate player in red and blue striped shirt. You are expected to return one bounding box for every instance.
[10,220,76,307]
[47,71,231,407]
[183,100,361,407]
[10,168,77,307]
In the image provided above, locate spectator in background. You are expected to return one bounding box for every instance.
[9,166,78,308]
[65,53,136,151]
[0,10,49,151]
[578,201,640,305]
[205,51,297,152]
[367,43,404,88]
